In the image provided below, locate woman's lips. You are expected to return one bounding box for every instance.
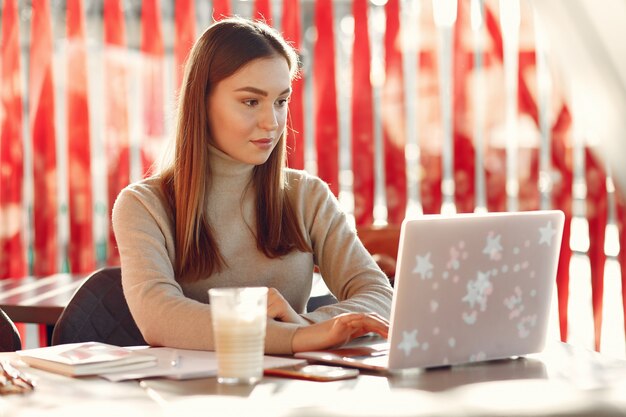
[250,138,273,149]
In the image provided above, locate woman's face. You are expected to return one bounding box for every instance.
[208,56,291,165]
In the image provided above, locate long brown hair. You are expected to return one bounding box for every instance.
[161,18,311,282]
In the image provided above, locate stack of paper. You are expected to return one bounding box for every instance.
[16,343,307,382]
[16,342,157,377]
[102,347,307,382]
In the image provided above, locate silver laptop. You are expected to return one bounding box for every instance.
[296,210,565,372]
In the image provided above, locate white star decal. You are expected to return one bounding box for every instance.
[462,270,492,311]
[483,233,503,259]
[397,329,420,356]
[538,221,557,246]
[412,252,434,279]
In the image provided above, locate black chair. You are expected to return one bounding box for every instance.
[306,293,337,312]
[51,267,147,346]
[0,308,22,352]
[51,266,336,346]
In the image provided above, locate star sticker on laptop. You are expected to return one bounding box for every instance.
[397,329,420,356]
[538,221,557,246]
[412,252,433,279]
[482,233,503,260]
[462,270,493,311]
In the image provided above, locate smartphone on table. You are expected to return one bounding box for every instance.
[264,364,359,382]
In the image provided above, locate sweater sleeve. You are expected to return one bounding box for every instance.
[293,174,394,323]
[112,181,299,354]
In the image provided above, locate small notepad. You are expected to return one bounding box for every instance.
[17,342,157,377]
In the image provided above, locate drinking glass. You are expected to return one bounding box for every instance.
[208,287,268,384]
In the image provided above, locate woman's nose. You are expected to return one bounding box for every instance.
[259,106,279,131]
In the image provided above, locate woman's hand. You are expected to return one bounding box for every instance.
[266,288,309,325]
[291,312,389,352]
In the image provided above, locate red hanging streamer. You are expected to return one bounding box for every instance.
[253,0,272,25]
[351,0,374,225]
[29,0,58,276]
[0,0,26,278]
[313,0,339,195]
[451,2,476,214]
[140,0,165,177]
[175,0,196,88]
[586,153,608,351]
[383,0,407,224]
[66,0,95,273]
[212,0,232,21]
[282,0,304,170]
[104,0,130,265]
[483,7,506,213]
[618,198,626,340]
[550,106,573,341]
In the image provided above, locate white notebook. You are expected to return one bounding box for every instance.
[17,342,156,377]
[297,210,565,372]
[101,347,306,382]
[17,342,306,381]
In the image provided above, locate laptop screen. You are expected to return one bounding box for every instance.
[387,210,565,370]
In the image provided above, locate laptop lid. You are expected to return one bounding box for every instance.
[386,210,565,370]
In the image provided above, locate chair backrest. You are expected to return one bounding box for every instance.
[357,225,401,285]
[0,308,22,352]
[51,267,147,346]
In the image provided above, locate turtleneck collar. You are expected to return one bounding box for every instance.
[208,144,255,182]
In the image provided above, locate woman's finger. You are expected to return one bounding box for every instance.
[345,314,389,337]
[339,312,389,327]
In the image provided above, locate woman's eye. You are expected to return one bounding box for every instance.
[276,98,289,107]
[243,99,259,107]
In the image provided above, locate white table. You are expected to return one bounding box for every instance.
[2,340,626,416]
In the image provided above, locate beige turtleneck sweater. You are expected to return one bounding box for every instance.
[112,146,393,354]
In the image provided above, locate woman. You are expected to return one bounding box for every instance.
[112,17,393,354]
